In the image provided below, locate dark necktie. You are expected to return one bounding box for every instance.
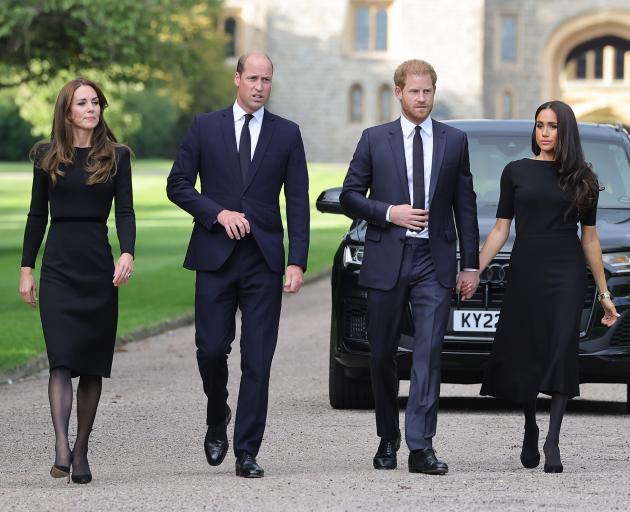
[239,113,254,182]
[412,125,425,210]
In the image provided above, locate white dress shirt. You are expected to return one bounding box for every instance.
[233,101,264,158]
[386,114,433,239]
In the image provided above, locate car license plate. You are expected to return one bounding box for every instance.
[453,310,500,332]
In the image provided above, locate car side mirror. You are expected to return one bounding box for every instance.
[316,187,344,214]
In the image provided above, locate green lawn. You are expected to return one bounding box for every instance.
[0,161,349,370]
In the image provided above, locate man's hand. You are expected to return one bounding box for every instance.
[217,209,251,240]
[456,270,480,300]
[284,265,304,293]
[389,204,428,231]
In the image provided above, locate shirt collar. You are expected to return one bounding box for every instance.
[233,101,265,124]
[400,114,433,139]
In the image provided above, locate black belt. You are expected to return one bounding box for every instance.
[51,217,107,224]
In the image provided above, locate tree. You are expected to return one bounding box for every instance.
[0,0,228,88]
[2,0,236,157]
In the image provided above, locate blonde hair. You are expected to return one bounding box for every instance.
[394,60,437,89]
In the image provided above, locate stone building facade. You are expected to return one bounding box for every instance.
[223,0,630,162]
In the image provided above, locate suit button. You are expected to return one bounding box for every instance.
[241,196,245,199]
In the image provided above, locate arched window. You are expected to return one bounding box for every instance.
[375,9,388,51]
[565,36,630,81]
[224,17,237,57]
[351,2,391,53]
[500,15,517,62]
[355,8,369,52]
[378,84,391,123]
[349,84,364,122]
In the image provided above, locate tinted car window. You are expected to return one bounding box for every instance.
[584,140,630,207]
[468,134,630,207]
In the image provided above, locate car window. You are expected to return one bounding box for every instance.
[582,140,630,208]
[468,135,530,203]
[467,133,630,208]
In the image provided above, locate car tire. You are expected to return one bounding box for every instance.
[329,335,375,409]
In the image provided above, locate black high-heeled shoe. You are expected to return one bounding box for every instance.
[70,449,92,484]
[520,425,540,468]
[50,464,70,483]
[71,472,92,484]
[543,441,563,473]
[543,463,563,473]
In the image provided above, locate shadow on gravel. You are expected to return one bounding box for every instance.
[396,396,629,415]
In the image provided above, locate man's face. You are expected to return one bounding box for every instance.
[395,73,435,124]
[234,55,273,113]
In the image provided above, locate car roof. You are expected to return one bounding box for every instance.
[443,119,629,142]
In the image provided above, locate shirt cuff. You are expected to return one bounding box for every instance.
[385,205,393,222]
[461,268,478,271]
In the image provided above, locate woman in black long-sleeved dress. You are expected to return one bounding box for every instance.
[19,78,135,484]
[471,101,619,473]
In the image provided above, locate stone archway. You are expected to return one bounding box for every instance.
[542,8,630,125]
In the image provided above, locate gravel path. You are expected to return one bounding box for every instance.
[1,278,629,511]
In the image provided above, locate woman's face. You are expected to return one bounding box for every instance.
[68,85,101,132]
[535,107,558,157]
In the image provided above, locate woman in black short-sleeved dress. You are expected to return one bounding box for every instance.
[471,101,618,473]
[19,78,135,484]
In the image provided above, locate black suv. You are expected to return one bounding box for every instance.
[317,120,630,410]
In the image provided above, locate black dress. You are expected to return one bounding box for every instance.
[21,146,135,377]
[480,158,596,402]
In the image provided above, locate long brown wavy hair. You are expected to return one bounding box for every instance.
[31,77,122,185]
[531,100,601,218]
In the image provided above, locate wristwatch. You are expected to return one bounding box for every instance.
[597,290,613,302]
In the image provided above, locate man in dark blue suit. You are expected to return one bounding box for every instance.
[340,59,479,474]
[167,53,309,478]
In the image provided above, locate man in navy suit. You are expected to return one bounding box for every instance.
[340,59,479,474]
[167,53,309,478]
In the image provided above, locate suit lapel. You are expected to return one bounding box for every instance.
[244,111,276,192]
[429,119,446,204]
[388,120,411,204]
[220,108,243,188]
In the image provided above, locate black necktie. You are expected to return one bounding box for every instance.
[239,113,254,182]
[413,125,425,209]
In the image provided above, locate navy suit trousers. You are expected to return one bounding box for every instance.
[195,235,282,457]
[367,238,451,450]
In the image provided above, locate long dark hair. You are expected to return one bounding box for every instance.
[30,77,123,185]
[531,100,600,218]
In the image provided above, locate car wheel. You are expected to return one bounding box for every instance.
[329,334,375,409]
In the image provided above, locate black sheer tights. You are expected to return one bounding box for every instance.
[48,368,102,475]
[521,394,568,469]
[543,393,568,468]
[48,368,73,469]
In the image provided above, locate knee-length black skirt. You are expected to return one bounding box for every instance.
[39,221,118,377]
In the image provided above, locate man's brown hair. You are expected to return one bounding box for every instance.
[394,59,437,89]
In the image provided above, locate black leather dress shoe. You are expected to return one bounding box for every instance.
[373,436,401,469]
[408,448,449,475]
[204,406,232,466]
[235,453,264,478]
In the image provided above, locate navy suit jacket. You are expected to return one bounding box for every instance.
[166,107,309,274]
[339,118,479,290]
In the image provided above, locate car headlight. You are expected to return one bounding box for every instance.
[602,252,630,273]
[343,245,364,267]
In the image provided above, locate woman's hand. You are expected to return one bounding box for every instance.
[19,267,38,308]
[113,252,134,287]
[600,297,620,327]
